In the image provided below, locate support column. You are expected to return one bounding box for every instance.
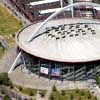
[61,64,63,82]
[21,52,26,70]
[85,64,87,80]
[68,0,74,18]
[60,0,63,8]
[38,59,41,78]
[73,64,75,81]
[49,61,51,80]
[94,64,96,78]
[8,52,22,74]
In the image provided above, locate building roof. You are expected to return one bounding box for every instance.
[16,18,100,63]
[29,0,60,6]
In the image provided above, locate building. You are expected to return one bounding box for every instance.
[9,2,100,81]
[9,0,100,22]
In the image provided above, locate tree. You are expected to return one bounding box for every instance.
[19,86,22,91]
[3,95,11,100]
[93,96,98,100]
[76,89,79,93]
[50,94,54,100]
[70,94,74,100]
[78,97,82,100]
[86,92,91,99]
[92,0,100,4]
[61,90,65,95]
[39,91,45,97]
[53,86,57,92]
[80,91,85,96]
[0,73,12,86]
[29,91,34,96]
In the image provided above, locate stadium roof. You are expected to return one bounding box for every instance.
[16,2,100,63]
[16,18,100,63]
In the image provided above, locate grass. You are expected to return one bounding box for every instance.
[50,89,97,100]
[14,84,46,97]
[0,4,22,36]
[0,49,6,57]
[0,3,23,57]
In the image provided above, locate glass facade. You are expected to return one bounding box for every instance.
[22,51,100,81]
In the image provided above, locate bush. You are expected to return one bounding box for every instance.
[61,90,65,95]
[29,98,33,100]
[39,91,45,97]
[9,84,14,89]
[53,86,57,91]
[80,91,85,96]
[3,95,11,100]
[86,92,91,99]
[29,91,34,96]
[93,96,98,100]
[50,94,54,100]
[0,73,12,86]
[76,89,79,93]
[78,97,82,100]
[19,86,22,91]
[1,91,4,94]
[70,94,74,100]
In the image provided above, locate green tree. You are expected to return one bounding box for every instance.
[50,94,54,100]
[76,89,79,93]
[39,91,45,97]
[61,90,65,95]
[70,94,74,100]
[19,86,22,91]
[86,91,91,99]
[92,0,100,4]
[78,96,82,100]
[0,73,12,86]
[29,91,34,96]
[53,86,57,92]
[3,95,11,100]
[80,91,85,96]
[93,96,98,100]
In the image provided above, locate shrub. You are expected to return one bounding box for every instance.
[39,91,45,97]
[78,97,82,100]
[61,90,65,95]
[76,89,79,93]
[86,92,91,99]
[53,86,57,91]
[29,91,34,96]
[0,73,12,86]
[80,91,85,96]
[50,94,54,100]
[3,95,11,100]
[9,84,14,89]
[19,86,22,91]
[70,94,74,100]
[29,98,33,100]
[93,96,98,100]
[1,91,4,94]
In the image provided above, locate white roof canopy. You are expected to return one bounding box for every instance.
[29,0,60,6]
[94,7,100,10]
[39,8,71,14]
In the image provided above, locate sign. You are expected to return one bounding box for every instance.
[51,68,60,76]
[40,67,48,74]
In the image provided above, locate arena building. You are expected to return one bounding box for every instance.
[9,2,100,81]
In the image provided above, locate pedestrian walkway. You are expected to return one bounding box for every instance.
[88,81,100,100]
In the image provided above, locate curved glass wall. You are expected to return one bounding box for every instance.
[22,51,100,81]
